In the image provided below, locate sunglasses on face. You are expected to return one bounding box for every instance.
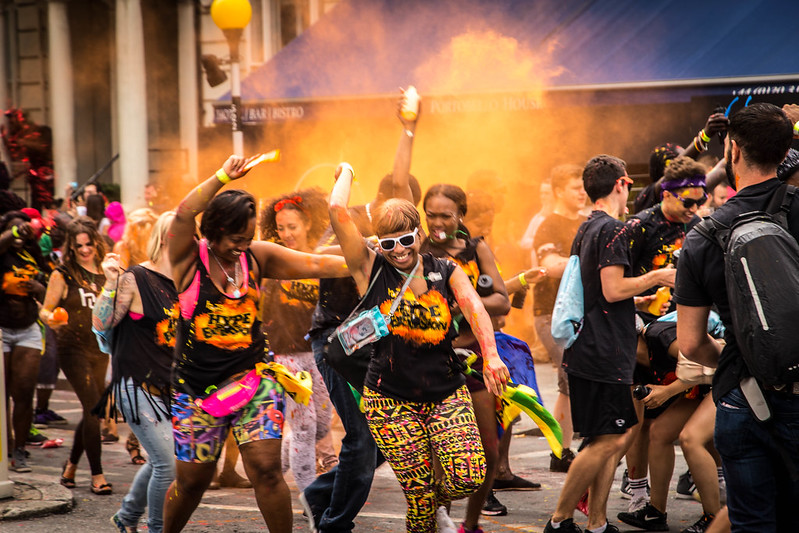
[669,191,708,209]
[378,228,419,251]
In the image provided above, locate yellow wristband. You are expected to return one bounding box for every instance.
[215,168,231,185]
[699,129,711,143]
[101,287,116,299]
[518,272,528,288]
[794,122,799,137]
[11,225,20,238]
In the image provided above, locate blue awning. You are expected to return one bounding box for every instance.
[230,0,799,102]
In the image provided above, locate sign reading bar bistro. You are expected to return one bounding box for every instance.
[214,103,307,124]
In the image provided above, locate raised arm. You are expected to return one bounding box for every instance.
[92,253,139,332]
[449,266,508,396]
[680,112,729,159]
[169,155,255,289]
[390,88,419,203]
[329,163,375,293]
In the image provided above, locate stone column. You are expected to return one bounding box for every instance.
[47,0,77,197]
[178,0,198,183]
[115,0,149,207]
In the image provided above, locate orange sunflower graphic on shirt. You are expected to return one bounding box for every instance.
[194,297,257,350]
[380,288,451,346]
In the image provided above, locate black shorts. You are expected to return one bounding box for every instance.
[569,373,638,438]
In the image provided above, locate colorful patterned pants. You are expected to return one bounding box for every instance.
[363,385,485,533]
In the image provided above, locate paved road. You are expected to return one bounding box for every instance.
[6,364,711,532]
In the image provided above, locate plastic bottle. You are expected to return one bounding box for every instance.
[400,86,420,121]
[476,274,494,297]
[633,385,652,400]
[647,286,671,315]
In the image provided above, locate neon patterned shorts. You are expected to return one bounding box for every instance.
[171,373,285,463]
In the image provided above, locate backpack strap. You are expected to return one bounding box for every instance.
[693,216,729,250]
[765,183,796,228]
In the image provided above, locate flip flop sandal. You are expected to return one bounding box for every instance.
[129,452,146,465]
[60,461,76,489]
[91,482,113,495]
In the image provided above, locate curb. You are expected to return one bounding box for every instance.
[0,478,75,521]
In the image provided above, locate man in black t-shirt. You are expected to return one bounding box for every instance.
[676,103,799,531]
[532,164,586,471]
[544,155,675,533]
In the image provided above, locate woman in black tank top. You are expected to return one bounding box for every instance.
[40,216,111,494]
[93,211,177,533]
[329,163,510,533]
[163,155,348,533]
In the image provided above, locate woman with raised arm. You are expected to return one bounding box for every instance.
[40,216,112,495]
[328,163,509,533]
[92,211,178,533]
[162,155,347,533]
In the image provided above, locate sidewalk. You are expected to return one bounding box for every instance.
[0,474,74,521]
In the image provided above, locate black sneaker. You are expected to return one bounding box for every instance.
[550,448,575,473]
[617,503,668,531]
[676,470,696,499]
[27,426,48,446]
[543,518,582,533]
[481,490,508,516]
[680,512,714,533]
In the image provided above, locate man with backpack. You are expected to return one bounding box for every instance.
[544,155,675,533]
[676,103,798,532]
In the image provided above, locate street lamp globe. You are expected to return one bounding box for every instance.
[210,0,252,30]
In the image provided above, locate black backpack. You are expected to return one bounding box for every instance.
[694,183,799,387]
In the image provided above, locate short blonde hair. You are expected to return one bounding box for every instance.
[147,211,176,264]
[372,198,420,237]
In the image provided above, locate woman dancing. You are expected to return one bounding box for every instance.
[260,188,335,493]
[329,163,509,533]
[162,155,348,533]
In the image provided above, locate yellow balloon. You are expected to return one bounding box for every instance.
[210,0,252,30]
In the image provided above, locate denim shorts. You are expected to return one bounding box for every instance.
[1,322,43,352]
[171,372,285,463]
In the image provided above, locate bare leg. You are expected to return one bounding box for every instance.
[494,418,514,479]
[218,432,250,487]
[163,460,217,533]
[552,432,629,524]
[553,392,574,450]
[705,506,730,533]
[6,346,41,451]
[240,439,292,533]
[680,394,721,516]
[647,397,698,512]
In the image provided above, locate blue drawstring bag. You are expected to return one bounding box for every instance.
[551,255,584,349]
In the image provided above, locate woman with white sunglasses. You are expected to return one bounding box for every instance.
[329,163,509,533]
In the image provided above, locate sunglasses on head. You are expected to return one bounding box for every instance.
[669,191,708,209]
[378,228,419,251]
[617,175,634,187]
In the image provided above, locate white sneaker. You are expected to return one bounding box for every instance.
[298,491,318,533]
[436,506,457,533]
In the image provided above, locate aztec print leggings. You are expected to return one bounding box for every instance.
[363,385,486,533]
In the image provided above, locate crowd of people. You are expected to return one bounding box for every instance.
[2,93,799,533]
